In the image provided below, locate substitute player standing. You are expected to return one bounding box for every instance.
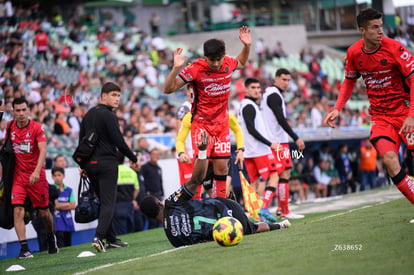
[324,8,414,207]
[164,26,251,198]
[261,68,305,219]
[238,78,279,223]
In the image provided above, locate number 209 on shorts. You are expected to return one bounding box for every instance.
[214,141,230,153]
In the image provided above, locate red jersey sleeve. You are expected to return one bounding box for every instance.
[392,41,414,116]
[344,41,362,81]
[227,56,238,72]
[393,41,414,79]
[35,123,47,143]
[179,62,198,84]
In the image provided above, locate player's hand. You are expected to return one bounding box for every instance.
[295,138,305,151]
[173,48,186,69]
[178,152,191,164]
[399,116,414,135]
[80,169,87,177]
[196,130,208,151]
[29,171,40,185]
[132,200,139,210]
[130,160,141,171]
[239,26,251,46]
[235,150,244,169]
[323,109,339,128]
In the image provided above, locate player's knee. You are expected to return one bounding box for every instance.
[383,151,399,168]
[37,208,50,219]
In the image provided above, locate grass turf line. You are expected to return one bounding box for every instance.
[0,198,413,274]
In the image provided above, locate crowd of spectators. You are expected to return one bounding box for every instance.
[0,3,396,206]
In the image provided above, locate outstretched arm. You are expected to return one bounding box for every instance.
[164,48,187,94]
[236,26,251,70]
[184,130,209,195]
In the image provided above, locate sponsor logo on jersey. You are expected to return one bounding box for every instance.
[346,71,359,79]
[205,83,231,96]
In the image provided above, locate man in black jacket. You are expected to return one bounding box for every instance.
[79,82,138,252]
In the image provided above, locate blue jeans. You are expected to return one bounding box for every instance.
[360,171,377,191]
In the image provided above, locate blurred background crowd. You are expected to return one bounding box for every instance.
[0,0,413,207]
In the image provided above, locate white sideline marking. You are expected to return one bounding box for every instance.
[317,200,392,221]
[73,246,187,275]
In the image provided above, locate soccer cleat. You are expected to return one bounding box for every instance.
[259,208,277,223]
[92,237,106,253]
[106,239,129,249]
[281,212,304,219]
[47,234,59,254]
[277,219,291,229]
[17,249,34,259]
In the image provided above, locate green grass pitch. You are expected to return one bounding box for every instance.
[1,198,413,274]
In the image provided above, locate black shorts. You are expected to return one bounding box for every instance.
[215,197,257,235]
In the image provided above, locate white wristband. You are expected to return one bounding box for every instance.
[198,150,207,159]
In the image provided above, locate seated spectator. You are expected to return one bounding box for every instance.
[289,161,308,203]
[302,158,317,198]
[67,104,82,136]
[53,112,71,135]
[313,159,340,198]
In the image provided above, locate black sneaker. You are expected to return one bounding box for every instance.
[92,237,106,252]
[17,249,34,259]
[106,239,129,249]
[47,234,59,254]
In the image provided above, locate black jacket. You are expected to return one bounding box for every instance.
[79,104,137,163]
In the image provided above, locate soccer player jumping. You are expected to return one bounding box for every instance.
[164,26,251,198]
[324,8,414,207]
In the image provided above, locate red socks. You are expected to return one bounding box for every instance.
[262,186,276,209]
[278,179,290,215]
[213,175,227,198]
[394,174,414,205]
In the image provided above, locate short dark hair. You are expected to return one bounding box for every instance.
[357,8,382,28]
[52,166,65,175]
[53,154,64,162]
[203,39,225,59]
[275,68,290,77]
[244,78,260,88]
[12,97,28,108]
[140,195,160,219]
[101,82,121,96]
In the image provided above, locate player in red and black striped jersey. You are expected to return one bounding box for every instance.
[324,8,414,206]
[6,97,58,258]
[164,26,251,198]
